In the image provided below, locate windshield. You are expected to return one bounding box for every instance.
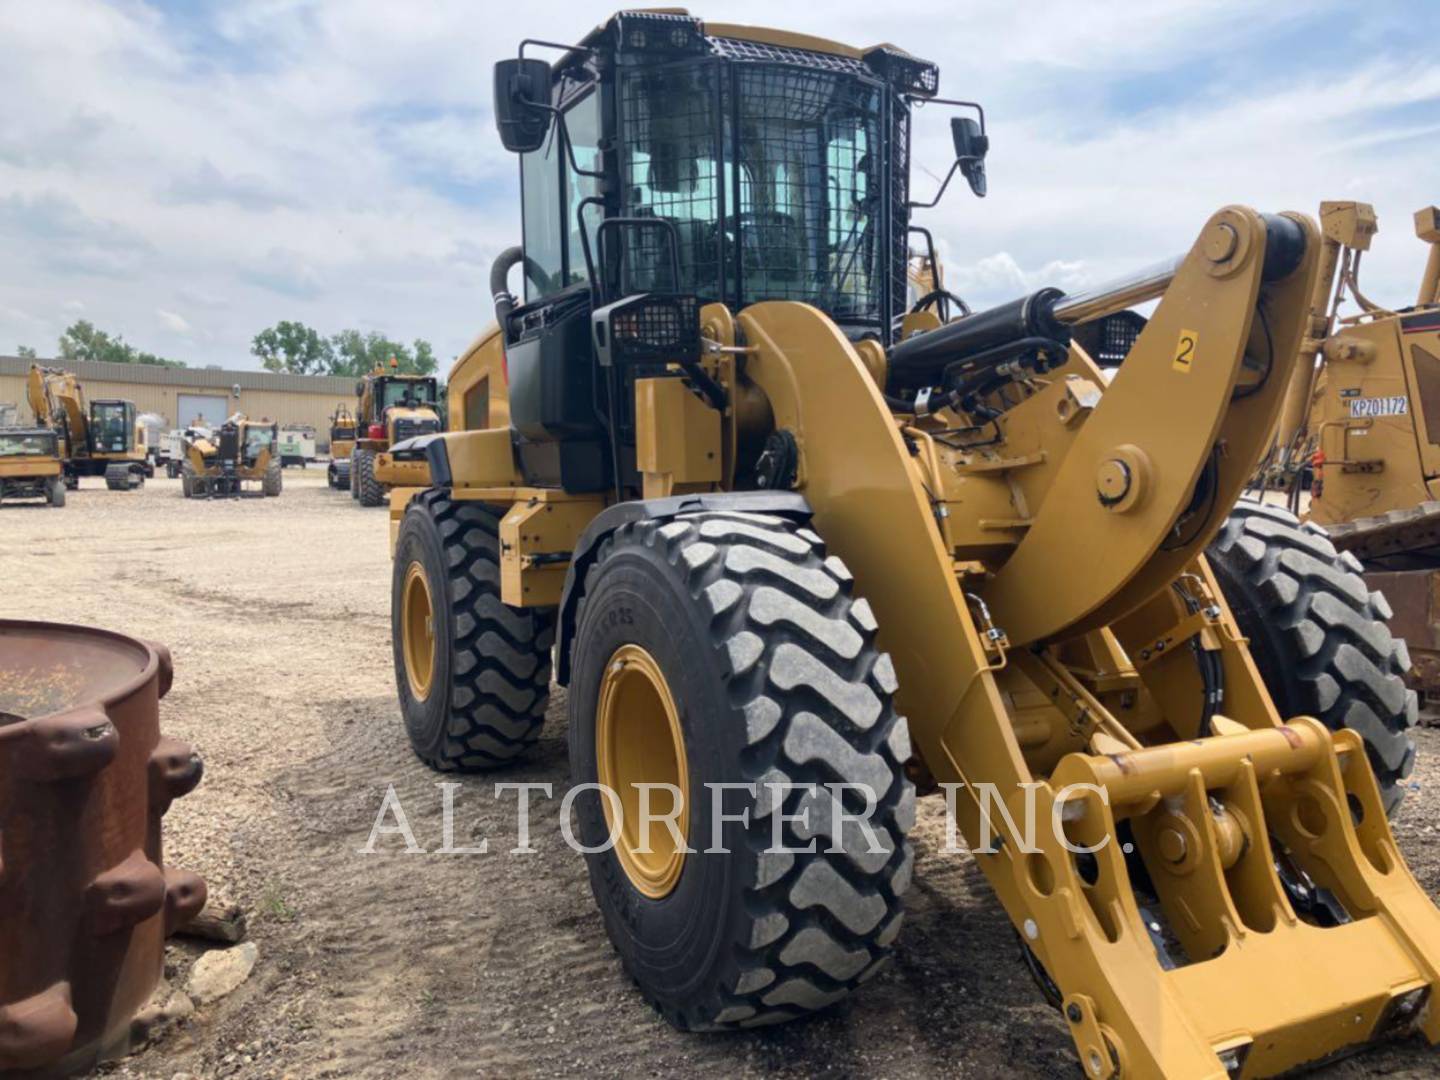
[380,380,437,410]
[90,402,131,453]
[0,432,56,456]
[619,61,886,324]
[244,427,274,454]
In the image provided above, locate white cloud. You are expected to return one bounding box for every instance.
[156,308,191,334]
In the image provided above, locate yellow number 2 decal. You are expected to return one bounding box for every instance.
[1173,329,1198,373]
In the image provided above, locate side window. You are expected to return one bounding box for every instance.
[564,90,602,289]
[620,66,722,295]
[521,126,563,302]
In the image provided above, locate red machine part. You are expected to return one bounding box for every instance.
[0,621,206,1074]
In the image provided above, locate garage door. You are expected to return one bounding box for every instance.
[177,394,229,429]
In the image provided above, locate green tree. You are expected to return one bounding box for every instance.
[57,320,183,367]
[251,320,334,375]
[411,338,438,376]
[327,330,438,377]
[16,345,36,359]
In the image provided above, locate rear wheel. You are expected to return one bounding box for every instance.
[357,450,384,507]
[180,461,202,499]
[569,511,914,1029]
[350,450,363,500]
[47,477,65,508]
[262,461,282,497]
[391,490,554,769]
[1208,501,1418,814]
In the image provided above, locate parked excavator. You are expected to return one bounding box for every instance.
[179,415,282,498]
[1256,201,1440,718]
[25,364,152,489]
[327,403,357,490]
[348,362,442,507]
[383,13,1437,1077]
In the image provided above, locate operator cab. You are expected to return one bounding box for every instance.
[490,10,988,495]
[89,399,135,455]
[242,422,276,464]
[375,377,439,412]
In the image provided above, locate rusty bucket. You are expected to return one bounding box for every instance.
[0,620,206,1074]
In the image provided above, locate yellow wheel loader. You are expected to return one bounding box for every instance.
[179,415,281,499]
[26,364,152,490]
[0,427,66,508]
[326,403,357,491]
[1260,201,1440,717]
[348,363,442,507]
[387,13,1440,1076]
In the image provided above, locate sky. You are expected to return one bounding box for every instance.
[1,0,1437,372]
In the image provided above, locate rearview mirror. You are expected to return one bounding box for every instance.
[493,58,553,153]
[951,116,989,198]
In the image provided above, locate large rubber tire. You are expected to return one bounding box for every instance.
[350,450,363,500]
[180,461,201,499]
[48,477,65,508]
[569,510,914,1029]
[1208,501,1418,815]
[357,449,384,507]
[262,461,282,497]
[392,490,554,769]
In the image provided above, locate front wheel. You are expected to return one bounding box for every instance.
[569,511,914,1029]
[262,461,282,497]
[47,477,65,508]
[1208,501,1418,814]
[357,450,384,507]
[391,490,555,769]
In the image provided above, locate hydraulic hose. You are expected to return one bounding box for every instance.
[491,246,526,324]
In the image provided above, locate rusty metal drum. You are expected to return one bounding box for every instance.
[0,621,206,1074]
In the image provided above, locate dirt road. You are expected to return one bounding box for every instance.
[4,472,1438,1078]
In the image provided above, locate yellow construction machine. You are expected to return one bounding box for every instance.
[0,427,66,508]
[326,402,357,490]
[348,362,442,507]
[1259,201,1440,716]
[178,415,281,498]
[385,13,1440,1077]
[25,364,152,489]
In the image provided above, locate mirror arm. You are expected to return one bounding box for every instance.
[907,160,960,211]
[517,96,605,180]
[518,37,597,61]
[915,96,987,136]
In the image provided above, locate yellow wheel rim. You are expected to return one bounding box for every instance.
[401,561,436,701]
[595,644,690,899]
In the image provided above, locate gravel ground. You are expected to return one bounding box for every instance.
[3,471,1438,1079]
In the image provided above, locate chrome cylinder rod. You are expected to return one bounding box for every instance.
[1050,256,1182,326]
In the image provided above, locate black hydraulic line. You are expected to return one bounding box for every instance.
[490,246,525,324]
[887,287,1069,385]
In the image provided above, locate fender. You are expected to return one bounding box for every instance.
[553,491,811,684]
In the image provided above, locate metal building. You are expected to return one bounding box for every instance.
[0,355,358,450]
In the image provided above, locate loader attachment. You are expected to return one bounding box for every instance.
[733,205,1440,1077]
[1031,720,1440,1078]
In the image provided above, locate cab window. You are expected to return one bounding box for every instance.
[520,80,602,302]
[521,124,563,302]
